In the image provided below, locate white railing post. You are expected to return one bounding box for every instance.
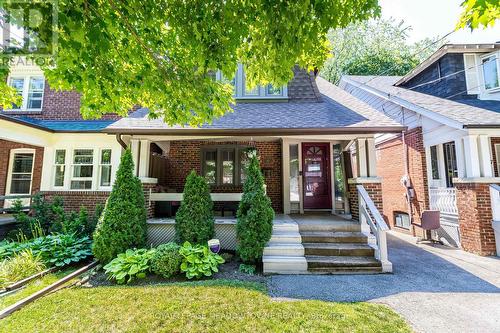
[489,184,500,257]
[356,185,392,273]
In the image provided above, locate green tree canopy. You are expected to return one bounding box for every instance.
[458,0,500,29]
[320,19,441,84]
[0,0,380,125]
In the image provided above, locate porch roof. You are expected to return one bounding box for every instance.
[343,75,500,128]
[104,77,404,135]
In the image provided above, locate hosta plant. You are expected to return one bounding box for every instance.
[104,248,156,284]
[178,242,225,279]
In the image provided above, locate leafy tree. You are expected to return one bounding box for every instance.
[321,19,442,84]
[93,149,147,263]
[0,1,380,124]
[458,0,500,29]
[236,150,274,264]
[175,171,215,244]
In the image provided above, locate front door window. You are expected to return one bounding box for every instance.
[302,143,331,209]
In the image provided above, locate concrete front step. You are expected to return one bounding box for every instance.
[297,221,361,233]
[263,255,308,274]
[303,243,374,256]
[300,231,367,243]
[306,255,382,274]
[263,243,304,256]
[269,232,302,244]
[273,222,300,233]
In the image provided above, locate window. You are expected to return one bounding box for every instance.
[201,146,251,186]
[266,84,282,96]
[220,74,236,95]
[463,54,479,94]
[289,144,299,203]
[482,55,499,90]
[71,149,94,190]
[54,150,66,187]
[443,142,458,188]
[100,149,112,187]
[7,76,45,111]
[8,151,34,195]
[430,145,440,180]
[243,72,259,96]
[394,212,410,230]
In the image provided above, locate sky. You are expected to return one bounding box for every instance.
[380,0,500,44]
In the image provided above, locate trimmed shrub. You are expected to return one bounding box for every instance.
[236,151,274,263]
[151,242,182,278]
[93,149,147,263]
[175,170,215,244]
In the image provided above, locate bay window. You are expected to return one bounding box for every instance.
[7,76,45,111]
[54,150,66,187]
[99,149,112,187]
[202,146,251,186]
[71,149,94,190]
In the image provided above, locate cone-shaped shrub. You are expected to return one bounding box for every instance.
[236,151,274,263]
[175,170,215,244]
[93,148,147,263]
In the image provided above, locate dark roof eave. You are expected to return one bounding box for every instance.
[464,124,500,129]
[104,126,406,136]
[0,114,55,133]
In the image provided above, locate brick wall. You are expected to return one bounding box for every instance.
[376,127,428,235]
[0,140,44,207]
[164,140,283,213]
[455,182,497,256]
[42,191,110,213]
[142,182,156,219]
[490,137,500,177]
[348,181,383,221]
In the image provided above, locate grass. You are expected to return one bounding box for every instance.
[0,268,76,310]
[0,279,411,333]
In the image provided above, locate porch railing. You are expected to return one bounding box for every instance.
[0,194,39,214]
[488,184,500,257]
[357,185,392,273]
[429,188,458,216]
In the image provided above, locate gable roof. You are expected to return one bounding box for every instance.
[0,114,114,133]
[396,43,500,86]
[342,75,500,129]
[105,77,403,135]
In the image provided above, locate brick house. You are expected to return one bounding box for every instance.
[1,60,405,273]
[340,43,500,256]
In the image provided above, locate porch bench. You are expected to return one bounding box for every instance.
[149,192,243,217]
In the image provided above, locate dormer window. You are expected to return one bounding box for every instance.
[7,76,45,111]
[481,54,499,91]
[214,64,287,100]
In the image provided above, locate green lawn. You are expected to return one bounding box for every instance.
[0,268,76,311]
[0,280,411,333]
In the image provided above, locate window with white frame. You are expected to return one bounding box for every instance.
[7,76,45,111]
[99,149,112,187]
[71,149,94,190]
[8,150,35,195]
[54,150,66,187]
[481,54,499,91]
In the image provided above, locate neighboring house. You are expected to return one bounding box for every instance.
[1,61,405,273]
[339,43,500,256]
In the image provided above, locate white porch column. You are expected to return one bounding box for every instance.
[366,138,377,177]
[463,135,481,178]
[454,138,466,178]
[478,135,493,177]
[138,139,151,178]
[282,139,291,214]
[356,138,368,177]
[130,139,140,176]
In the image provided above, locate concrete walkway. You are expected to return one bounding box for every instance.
[268,231,500,333]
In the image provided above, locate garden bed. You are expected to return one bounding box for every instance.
[85,253,267,287]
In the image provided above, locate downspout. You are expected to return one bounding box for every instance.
[115,133,128,149]
[400,108,415,236]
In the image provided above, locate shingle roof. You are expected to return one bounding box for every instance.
[344,75,500,127]
[105,77,403,134]
[0,115,114,132]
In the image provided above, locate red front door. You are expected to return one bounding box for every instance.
[302,143,332,209]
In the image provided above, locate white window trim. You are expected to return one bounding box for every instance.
[70,148,95,191]
[6,75,45,112]
[5,148,36,196]
[480,52,500,92]
[98,148,113,190]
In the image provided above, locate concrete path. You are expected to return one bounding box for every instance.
[268,231,500,333]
